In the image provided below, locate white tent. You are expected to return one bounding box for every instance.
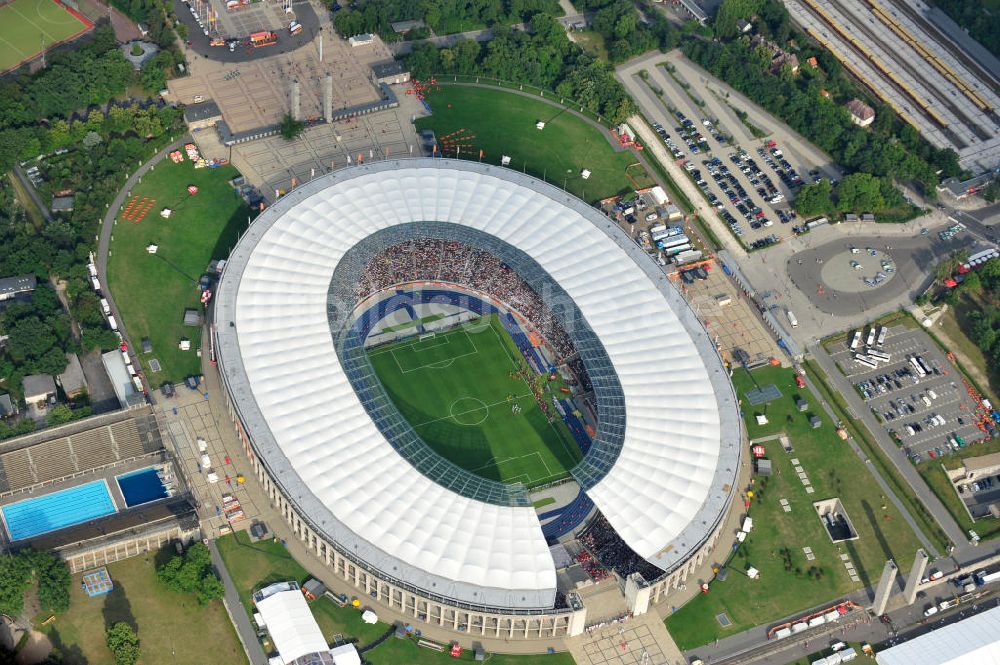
[361,610,378,624]
[255,586,329,665]
[330,644,360,665]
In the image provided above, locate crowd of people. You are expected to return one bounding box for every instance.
[579,513,663,580]
[357,238,580,362]
[575,549,611,583]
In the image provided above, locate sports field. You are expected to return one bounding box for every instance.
[368,315,582,488]
[0,0,93,74]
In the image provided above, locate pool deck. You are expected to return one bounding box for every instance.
[0,452,184,549]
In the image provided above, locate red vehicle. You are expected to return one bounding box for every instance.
[249,31,277,47]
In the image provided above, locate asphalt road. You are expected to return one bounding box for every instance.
[785,234,975,316]
[209,539,268,665]
[172,0,320,63]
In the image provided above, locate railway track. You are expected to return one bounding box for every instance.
[813,0,990,142]
[794,0,968,147]
[866,0,990,113]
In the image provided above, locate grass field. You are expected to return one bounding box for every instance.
[0,0,91,73]
[107,159,250,387]
[368,315,581,487]
[40,550,246,665]
[216,532,575,665]
[665,365,924,650]
[415,85,654,203]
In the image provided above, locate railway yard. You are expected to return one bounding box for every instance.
[784,0,1000,172]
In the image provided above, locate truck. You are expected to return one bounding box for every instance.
[651,227,682,242]
[289,21,302,35]
[249,30,277,47]
[656,234,689,251]
[974,568,1000,586]
[787,310,798,328]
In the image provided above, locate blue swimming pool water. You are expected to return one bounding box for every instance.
[1,480,117,541]
[116,467,168,507]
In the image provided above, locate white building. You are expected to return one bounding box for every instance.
[876,605,1000,664]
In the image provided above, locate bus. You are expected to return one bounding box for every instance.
[866,327,877,347]
[250,31,278,47]
[850,331,862,350]
[909,356,927,377]
[853,354,878,369]
[876,326,888,348]
[868,350,891,362]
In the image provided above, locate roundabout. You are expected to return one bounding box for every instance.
[787,234,963,316]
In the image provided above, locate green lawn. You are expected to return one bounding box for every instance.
[368,315,581,487]
[415,85,653,202]
[0,0,91,73]
[40,551,246,665]
[666,365,924,650]
[107,160,250,387]
[215,532,575,665]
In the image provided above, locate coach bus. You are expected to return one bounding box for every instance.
[853,354,878,369]
[850,331,862,350]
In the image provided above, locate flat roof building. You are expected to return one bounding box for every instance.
[876,604,1000,664]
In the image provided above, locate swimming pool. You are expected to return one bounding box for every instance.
[1,480,117,541]
[115,467,168,507]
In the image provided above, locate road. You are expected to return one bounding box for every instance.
[208,540,268,665]
[12,165,53,222]
[95,135,189,396]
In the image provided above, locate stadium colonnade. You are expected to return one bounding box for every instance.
[212,158,744,639]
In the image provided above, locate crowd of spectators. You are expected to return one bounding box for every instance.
[358,238,580,362]
[575,550,611,582]
[579,513,662,580]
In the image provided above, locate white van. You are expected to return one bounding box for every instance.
[786,310,798,328]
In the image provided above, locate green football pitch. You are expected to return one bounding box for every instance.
[368,315,583,488]
[0,0,92,73]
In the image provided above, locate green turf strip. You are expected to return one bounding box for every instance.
[368,315,581,488]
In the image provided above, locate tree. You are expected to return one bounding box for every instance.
[834,172,884,213]
[156,543,225,604]
[106,623,140,665]
[793,179,833,217]
[278,113,304,141]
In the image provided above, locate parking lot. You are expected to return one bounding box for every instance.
[635,55,841,249]
[828,324,987,462]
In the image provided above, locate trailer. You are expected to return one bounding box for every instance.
[656,234,690,251]
[673,249,703,265]
[663,243,692,257]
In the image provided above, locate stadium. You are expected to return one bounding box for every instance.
[213,159,743,636]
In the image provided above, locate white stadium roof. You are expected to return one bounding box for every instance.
[214,159,740,609]
[876,605,1000,665]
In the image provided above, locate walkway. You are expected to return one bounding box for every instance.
[208,539,269,665]
[95,135,189,395]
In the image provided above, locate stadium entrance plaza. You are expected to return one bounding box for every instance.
[151,327,754,662]
[170,29,421,194]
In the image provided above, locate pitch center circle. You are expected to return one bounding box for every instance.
[450,397,489,426]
